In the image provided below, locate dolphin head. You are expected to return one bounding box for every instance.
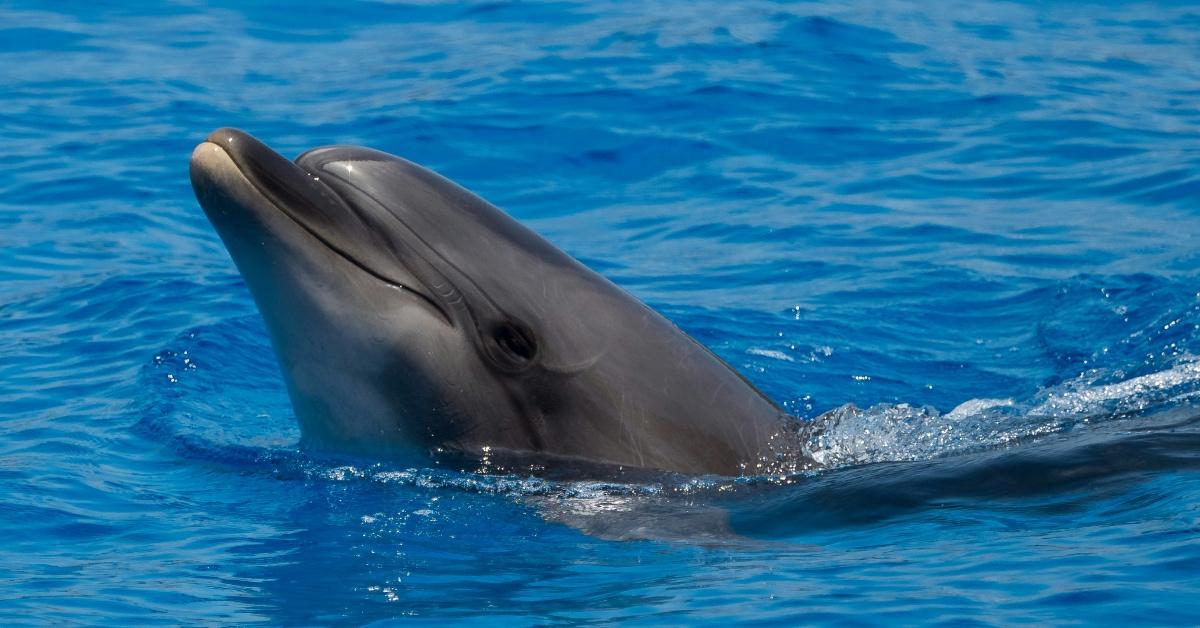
[190,128,796,475]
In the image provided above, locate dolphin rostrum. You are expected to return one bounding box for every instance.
[189,128,808,476]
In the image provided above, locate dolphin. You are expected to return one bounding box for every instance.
[189,128,808,476]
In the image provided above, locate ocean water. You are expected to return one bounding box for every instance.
[2,0,1200,623]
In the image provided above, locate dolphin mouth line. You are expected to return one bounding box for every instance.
[200,140,453,325]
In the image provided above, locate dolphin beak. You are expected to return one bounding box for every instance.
[190,128,452,324]
[190,127,378,268]
[193,128,351,227]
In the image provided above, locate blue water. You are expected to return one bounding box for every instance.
[3,0,1200,623]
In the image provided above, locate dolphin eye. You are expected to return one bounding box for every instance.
[490,321,538,368]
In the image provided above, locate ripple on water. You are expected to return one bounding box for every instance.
[3,0,1200,623]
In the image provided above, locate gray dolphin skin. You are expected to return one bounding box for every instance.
[189,128,808,476]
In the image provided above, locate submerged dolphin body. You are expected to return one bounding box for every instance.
[189,128,807,476]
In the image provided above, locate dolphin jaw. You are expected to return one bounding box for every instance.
[189,132,451,325]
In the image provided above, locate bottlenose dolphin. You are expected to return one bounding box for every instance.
[189,128,807,476]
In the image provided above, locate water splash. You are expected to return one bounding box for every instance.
[803,359,1200,468]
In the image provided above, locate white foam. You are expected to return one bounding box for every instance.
[803,359,1200,470]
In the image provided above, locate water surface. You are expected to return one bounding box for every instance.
[2,1,1200,623]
